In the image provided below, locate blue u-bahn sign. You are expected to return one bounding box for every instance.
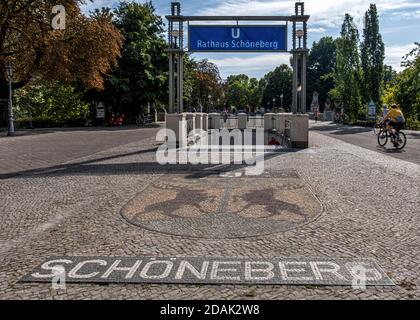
[188,25,287,52]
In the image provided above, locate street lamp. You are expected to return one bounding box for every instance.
[297,85,302,114]
[208,94,212,112]
[272,98,276,110]
[280,94,284,110]
[296,29,304,48]
[5,63,15,136]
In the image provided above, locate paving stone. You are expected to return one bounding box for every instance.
[0,128,418,299]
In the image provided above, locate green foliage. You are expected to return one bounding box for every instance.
[102,1,168,116]
[361,4,385,106]
[307,37,337,110]
[262,64,293,111]
[382,42,420,124]
[190,59,224,112]
[334,14,363,121]
[383,65,398,88]
[14,83,91,124]
[226,74,251,110]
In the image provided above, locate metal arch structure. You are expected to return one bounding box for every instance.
[166,2,309,115]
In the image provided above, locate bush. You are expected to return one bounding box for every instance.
[405,117,420,131]
[15,116,89,129]
[14,82,91,126]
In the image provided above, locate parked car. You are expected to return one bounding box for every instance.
[106,113,125,126]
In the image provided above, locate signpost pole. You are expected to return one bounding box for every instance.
[169,53,174,114]
[292,53,298,114]
[291,9,298,115]
[301,52,307,113]
[177,53,184,113]
[168,2,184,114]
[167,2,310,117]
[302,7,308,114]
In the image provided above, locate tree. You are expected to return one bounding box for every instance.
[382,43,420,125]
[383,65,397,88]
[102,1,168,117]
[247,77,261,111]
[262,64,293,111]
[226,74,250,110]
[307,37,337,111]
[0,1,123,125]
[191,59,223,112]
[15,82,90,124]
[334,14,362,121]
[361,4,385,107]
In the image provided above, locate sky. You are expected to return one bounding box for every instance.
[81,0,420,79]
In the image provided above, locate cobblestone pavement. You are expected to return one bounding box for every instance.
[0,128,419,299]
[0,126,160,177]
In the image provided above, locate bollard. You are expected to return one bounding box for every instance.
[277,113,293,132]
[238,113,247,130]
[290,114,309,149]
[264,113,277,130]
[264,113,277,145]
[165,113,186,147]
[202,113,208,131]
[208,113,221,130]
[185,113,196,134]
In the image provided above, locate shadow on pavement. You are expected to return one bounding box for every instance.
[406,132,420,140]
[310,124,372,135]
[375,146,406,154]
[0,148,292,180]
[0,125,161,139]
[0,147,158,180]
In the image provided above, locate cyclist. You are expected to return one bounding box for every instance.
[383,104,405,146]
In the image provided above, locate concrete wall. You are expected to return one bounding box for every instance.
[165,112,308,149]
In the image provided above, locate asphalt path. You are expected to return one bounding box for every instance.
[310,121,420,166]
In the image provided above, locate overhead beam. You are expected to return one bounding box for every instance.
[166,15,310,22]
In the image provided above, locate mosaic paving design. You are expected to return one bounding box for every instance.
[121,170,322,238]
[20,256,394,286]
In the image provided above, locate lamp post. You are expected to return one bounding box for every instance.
[280,94,284,110]
[187,87,192,112]
[5,63,15,136]
[272,98,276,111]
[199,98,203,113]
[297,85,302,113]
[296,29,304,48]
[208,94,212,112]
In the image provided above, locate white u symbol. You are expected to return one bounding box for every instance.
[231,28,240,39]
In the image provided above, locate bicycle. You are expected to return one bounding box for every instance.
[136,114,151,126]
[377,125,407,150]
[373,117,385,135]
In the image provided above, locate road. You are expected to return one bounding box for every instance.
[310,121,420,165]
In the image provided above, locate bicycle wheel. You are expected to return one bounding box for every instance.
[377,129,388,147]
[395,132,407,150]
